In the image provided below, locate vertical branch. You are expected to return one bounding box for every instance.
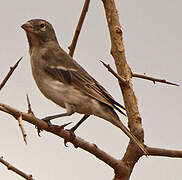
[17,113,27,144]
[68,0,90,57]
[102,0,145,179]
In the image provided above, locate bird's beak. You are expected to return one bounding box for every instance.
[21,22,33,33]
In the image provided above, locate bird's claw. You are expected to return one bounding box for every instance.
[36,126,42,137]
[64,129,76,147]
[36,118,53,137]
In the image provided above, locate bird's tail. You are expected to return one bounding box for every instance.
[111,102,148,155]
[95,96,148,155]
[113,118,148,156]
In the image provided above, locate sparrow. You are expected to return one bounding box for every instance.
[21,19,148,155]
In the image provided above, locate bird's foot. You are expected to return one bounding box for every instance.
[64,128,76,147]
[36,117,53,137]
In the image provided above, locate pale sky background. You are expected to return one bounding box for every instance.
[0,0,182,179]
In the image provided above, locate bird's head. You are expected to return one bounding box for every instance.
[21,19,58,48]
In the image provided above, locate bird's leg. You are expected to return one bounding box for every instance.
[64,114,90,147]
[41,103,75,123]
[37,103,75,136]
[41,112,73,122]
[70,114,90,132]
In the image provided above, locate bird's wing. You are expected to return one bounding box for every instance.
[43,48,126,113]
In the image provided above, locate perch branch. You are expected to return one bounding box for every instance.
[68,0,90,57]
[0,102,126,172]
[0,57,22,90]
[132,72,179,86]
[0,156,34,180]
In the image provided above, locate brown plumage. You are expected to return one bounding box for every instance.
[21,19,148,155]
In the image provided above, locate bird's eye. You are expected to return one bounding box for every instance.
[40,23,45,28]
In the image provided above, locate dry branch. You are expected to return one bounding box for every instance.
[101,61,179,87]
[132,72,179,86]
[0,57,22,90]
[0,102,126,171]
[17,113,27,144]
[100,60,127,85]
[0,156,34,180]
[102,0,146,179]
[0,0,180,179]
[1,102,182,179]
[147,147,182,158]
[68,0,90,57]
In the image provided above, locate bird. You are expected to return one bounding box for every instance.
[21,19,148,155]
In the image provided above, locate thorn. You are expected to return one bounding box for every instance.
[59,122,72,129]
[64,140,68,147]
[26,94,33,114]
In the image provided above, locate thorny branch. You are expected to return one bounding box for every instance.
[0,0,180,179]
[0,57,22,91]
[132,72,179,86]
[1,102,182,180]
[102,0,147,179]
[101,60,179,87]
[0,102,126,171]
[102,1,180,179]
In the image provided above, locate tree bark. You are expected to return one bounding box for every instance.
[102,0,146,179]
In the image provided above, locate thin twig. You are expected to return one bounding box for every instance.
[17,113,27,145]
[0,57,22,90]
[132,72,179,86]
[100,60,127,85]
[68,0,90,57]
[0,156,34,180]
[0,104,28,144]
